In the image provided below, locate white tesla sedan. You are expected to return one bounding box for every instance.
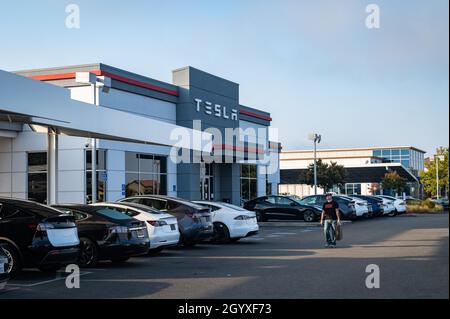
[340,195,370,218]
[374,196,397,216]
[378,195,407,215]
[91,202,180,253]
[193,201,259,243]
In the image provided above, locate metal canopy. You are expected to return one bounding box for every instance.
[0,69,212,151]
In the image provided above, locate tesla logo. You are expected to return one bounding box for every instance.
[194,98,238,121]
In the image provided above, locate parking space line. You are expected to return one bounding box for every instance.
[6,271,92,288]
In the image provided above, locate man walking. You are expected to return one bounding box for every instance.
[320,193,341,248]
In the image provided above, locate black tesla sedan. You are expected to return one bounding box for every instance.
[243,195,322,222]
[118,195,213,246]
[53,204,149,267]
[0,198,80,276]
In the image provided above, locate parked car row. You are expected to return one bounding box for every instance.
[0,195,260,277]
[243,194,407,222]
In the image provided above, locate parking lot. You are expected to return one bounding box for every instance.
[0,213,448,299]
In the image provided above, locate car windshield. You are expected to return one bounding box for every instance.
[220,202,247,211]
[118,202,162,214]
[94,207,133,220]
[289,197,306,205]
[16,202,67,218]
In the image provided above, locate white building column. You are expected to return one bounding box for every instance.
[47,128,58,205]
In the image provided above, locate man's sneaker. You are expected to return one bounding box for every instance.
[325,244,331,248]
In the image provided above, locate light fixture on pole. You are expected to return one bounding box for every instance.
[308,133,322,195]
[435,155,444,199]
[75,72,111,204]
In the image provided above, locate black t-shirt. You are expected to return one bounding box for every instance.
[322,200,339,220]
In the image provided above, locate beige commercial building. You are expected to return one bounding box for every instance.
[279,146,425,198]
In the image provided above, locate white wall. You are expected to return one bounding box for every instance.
[70,86,176,124]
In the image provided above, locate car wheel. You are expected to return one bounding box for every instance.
[303,210,316,223]
[0,243,21,277]
[255,210,266,222]
[79,237,99,268]
[179,234,196,247]
[213,223,231,244]
[110,257,130,263]
[388,210,397,217]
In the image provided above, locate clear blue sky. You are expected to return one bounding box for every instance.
[0,0,448,156]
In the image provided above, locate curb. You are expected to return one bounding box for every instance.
[259,220,352,227]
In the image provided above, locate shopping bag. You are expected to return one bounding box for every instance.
[335,222,343,241]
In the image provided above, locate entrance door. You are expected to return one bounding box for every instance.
[200,163,214,200]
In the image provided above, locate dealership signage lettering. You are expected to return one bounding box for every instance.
[194,98,238,121]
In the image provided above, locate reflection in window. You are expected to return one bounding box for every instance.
[86,150,106,203]
[125,152,167,196]
[28,152,47,204]
[240,164,258,202]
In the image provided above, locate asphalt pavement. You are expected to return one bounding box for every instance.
[1,214,448,299]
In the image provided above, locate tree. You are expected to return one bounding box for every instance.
[381,171,407,194]
[420,147,449,198]
[306,159,346,192]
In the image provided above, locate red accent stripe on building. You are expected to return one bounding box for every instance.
[98,71,179,96]
[239,109,272,122]
[30,72,78,81]
[213,144,265,155]
[29,70,179,97]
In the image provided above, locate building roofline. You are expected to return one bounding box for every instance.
[282,146,426,154]
[281,155,385,161]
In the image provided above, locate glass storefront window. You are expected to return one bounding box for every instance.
[401,159,410,168]
[125,172,140,197]
[240,164,258,202]
[125,152,167,196]
[381,149,391,156]
[86,171,105,203]
[28,152,47,204]
[86,150,106,203]
[345,183,361,195]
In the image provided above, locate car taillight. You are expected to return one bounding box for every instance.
[146,220,168,227]
[36,223,55,231]
[27,223,38,231]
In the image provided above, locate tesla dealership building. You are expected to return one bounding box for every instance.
[0,64,280,205]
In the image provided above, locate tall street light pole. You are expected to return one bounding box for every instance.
[308,133,322,195]
[435,155,444,199]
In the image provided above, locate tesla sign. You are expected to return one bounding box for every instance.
[194,98,238,121]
